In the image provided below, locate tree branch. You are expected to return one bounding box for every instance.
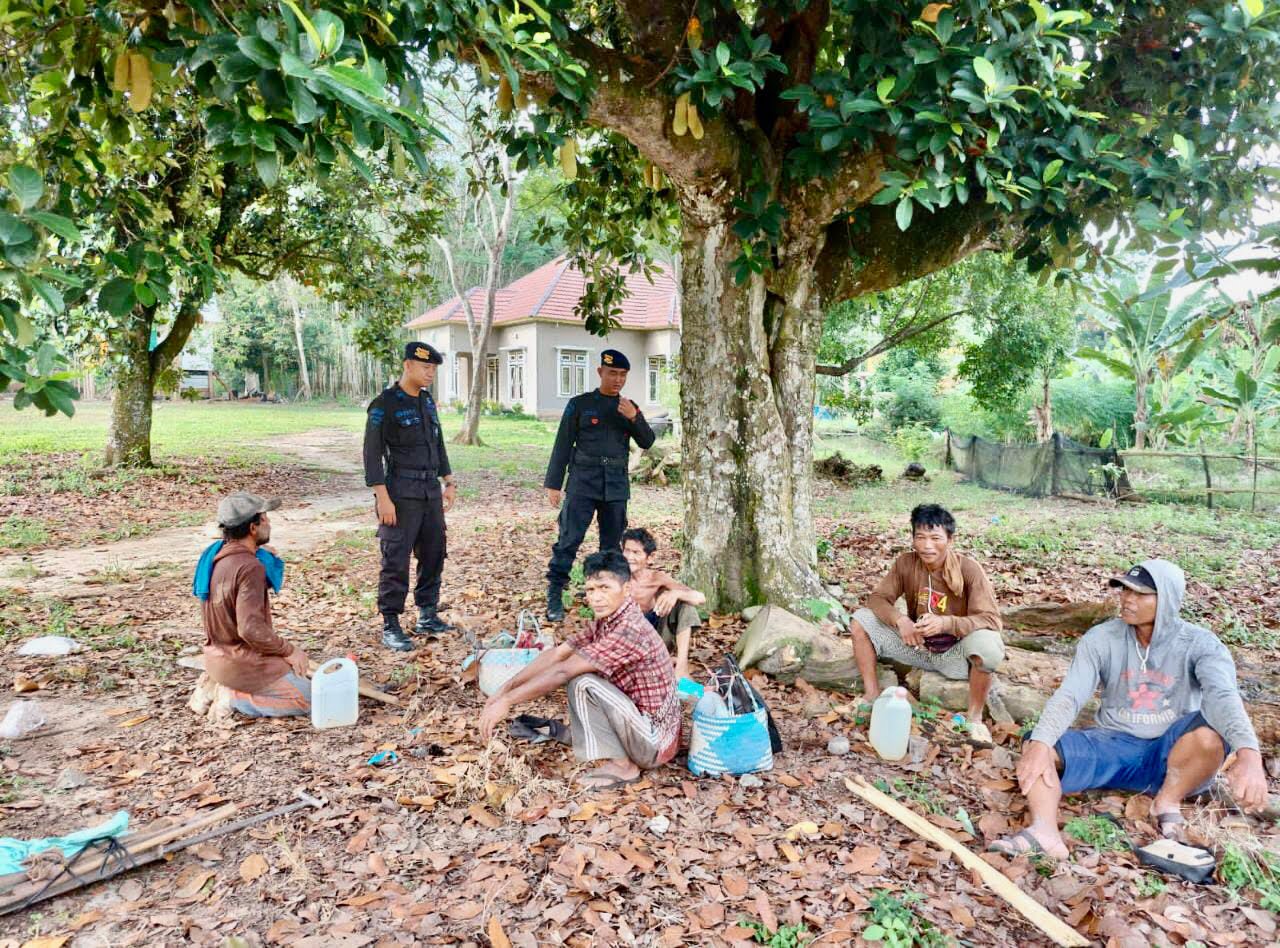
[815,200,1005,306]
[815,309,967,376]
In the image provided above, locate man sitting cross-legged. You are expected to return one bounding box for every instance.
[479,550,680,790]
[200,492,310,718]
[620,527,707,682]
[849,503,1005,742]
[988,559,1267,859]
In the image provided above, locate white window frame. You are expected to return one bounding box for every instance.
[646,356,668,405]
[507,350,525,403]
[485,355,499,402]
[557,347,590,398]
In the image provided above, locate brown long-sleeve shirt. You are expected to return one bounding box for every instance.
[201,545,293,693]
[865,550,1002,636]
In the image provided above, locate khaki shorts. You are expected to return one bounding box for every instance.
[852,608,1004,680]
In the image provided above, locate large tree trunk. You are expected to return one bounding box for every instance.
[678,223,828,611]
[105,319,157,467]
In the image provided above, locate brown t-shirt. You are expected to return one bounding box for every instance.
[201,545,292,693]
[865,550,1001,636]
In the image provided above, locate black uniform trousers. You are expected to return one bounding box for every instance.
[546,491,627,591]
[377,493,446,617]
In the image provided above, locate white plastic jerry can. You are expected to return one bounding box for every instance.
[311,658,359,729]
[869,686,912,761]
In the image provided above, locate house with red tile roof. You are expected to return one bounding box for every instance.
[405,257,681,419]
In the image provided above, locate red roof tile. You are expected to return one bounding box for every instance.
[407,257,680,331]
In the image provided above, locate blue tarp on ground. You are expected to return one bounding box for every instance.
[0,810,130,875]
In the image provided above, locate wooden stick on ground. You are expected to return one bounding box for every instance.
[177,654,400,706]
[844,776,1089,948]
[0,803,239,906]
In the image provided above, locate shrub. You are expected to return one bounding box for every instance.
[883,374,941,430]
[890,424,934,462]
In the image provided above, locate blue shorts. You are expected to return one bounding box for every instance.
[1055,711,1229,796]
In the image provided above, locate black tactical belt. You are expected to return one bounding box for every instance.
[392,468,439,480]
[573,453,625,466]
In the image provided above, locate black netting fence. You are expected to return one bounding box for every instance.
[946,431,1280,512]
[945,431,1127,499]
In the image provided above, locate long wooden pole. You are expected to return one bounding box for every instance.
[844,777,1089,948]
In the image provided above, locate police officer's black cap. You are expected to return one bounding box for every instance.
[600,349,630,371]
[404,341,443,365]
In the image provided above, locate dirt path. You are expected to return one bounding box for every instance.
[0,429,373,597]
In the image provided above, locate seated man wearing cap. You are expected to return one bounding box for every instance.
[989,558,1268,859]
[199,492,310,717]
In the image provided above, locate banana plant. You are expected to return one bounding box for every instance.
[1200,345,1280,453]
[1077,262,1229,449]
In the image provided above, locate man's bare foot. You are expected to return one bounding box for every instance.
[578,759,641,790]
[988,827,1069,860]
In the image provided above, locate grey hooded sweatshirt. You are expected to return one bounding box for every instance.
[1029,558,1259,753]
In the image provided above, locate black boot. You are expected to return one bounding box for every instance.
[546,586,566,623]
[415,607,456,637]
[381,614,414,652]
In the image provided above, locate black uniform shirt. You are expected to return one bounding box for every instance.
[363,383,452,499]
[543,389,655,502]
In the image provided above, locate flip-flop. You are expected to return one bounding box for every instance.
[1153,810,1187,840]
[509,714,571,745]
[578,771,642,792]
[988,828,1055,858]
[969,721,993,744]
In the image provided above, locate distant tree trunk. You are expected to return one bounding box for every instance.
[1030,369,1053,443]
[1133,370,1150,450]
[287,280,312,399]
[436,152,515,447]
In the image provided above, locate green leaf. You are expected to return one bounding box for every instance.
[7,310,35,347]
[280,0,324,60]
[31,277,64,314]
[1042,159,1063,183]
[218,54,261,83]
[28,210,82,243]
[8,165,43,211]
[98,277,136,317]
[876,76,896,104]
[311,10,345,56]
[863,924,886,941]
[1172,133,1192,163]
[1244,0,1264,19]
[1098,427,1113,449]
[973,56,997,90]
[0,211,33,246]
[1028,0,1050,26]
[715,42,731,68]
[255,148,281,186]
[895,197,914,231]
[236,35,278,69]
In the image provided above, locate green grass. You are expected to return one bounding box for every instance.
[0,516,49,550]
[1221,843,1280,911]
[0,400,561,481]
[1064,815,1129,852]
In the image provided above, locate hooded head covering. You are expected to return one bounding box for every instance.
[1132,557,1187,643]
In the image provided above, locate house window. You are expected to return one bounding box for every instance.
[558,348,589,398]
[486,356,499,402]
[508,350,525,403]
[647,356,668,404]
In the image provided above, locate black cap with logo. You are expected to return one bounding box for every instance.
[1109,564,1157,594]
[404,341,444,365]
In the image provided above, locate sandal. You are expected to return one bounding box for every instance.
[1153,810,1187,841]
[578,771,641,792]
[988,828,1064,859]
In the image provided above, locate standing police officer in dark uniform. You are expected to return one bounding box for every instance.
[363,342,458,651]
[543,349,655,622]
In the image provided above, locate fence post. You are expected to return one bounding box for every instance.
[1199,440,1212,511]
[1050,431,1063,496]
[1252,432,1260,514]
[945,429,953,469]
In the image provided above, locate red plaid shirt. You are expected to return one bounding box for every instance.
[569,597,680,761]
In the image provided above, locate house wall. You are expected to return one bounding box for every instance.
[409,320,681,417]
[530,324,680,420]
